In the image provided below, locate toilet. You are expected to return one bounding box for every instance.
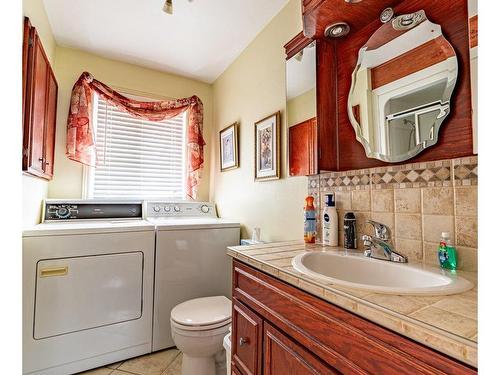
[171,296,232,375]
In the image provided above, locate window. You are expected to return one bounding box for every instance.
[85,94,187,199]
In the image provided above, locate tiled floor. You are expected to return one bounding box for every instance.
[78,348,182,375]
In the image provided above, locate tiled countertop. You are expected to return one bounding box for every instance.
[227,241,477,367]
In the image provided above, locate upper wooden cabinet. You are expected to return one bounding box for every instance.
[289,0,475,172]
[22,17,58,180]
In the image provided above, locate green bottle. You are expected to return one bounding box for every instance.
[438,232,457,270]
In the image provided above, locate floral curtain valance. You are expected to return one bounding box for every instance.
[66,72,205,199]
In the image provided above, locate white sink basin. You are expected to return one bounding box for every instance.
[292,251,473,296]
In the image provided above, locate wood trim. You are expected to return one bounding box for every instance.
[232,299,263,375]
[316,38,337,171]
[469,15,478,48]
[371,36,456,90]
[22,17,33,172]
[284,32,313,60]
[263,322,340,375]
[233,260,476,374]
[302,0,404,38]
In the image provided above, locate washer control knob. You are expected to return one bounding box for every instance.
[56,206,70,219]
[200,204,210,213]
[164,206,171,212]
[174,205,181,212]
[153,206,160,212]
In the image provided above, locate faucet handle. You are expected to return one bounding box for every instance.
[366,220,390,241]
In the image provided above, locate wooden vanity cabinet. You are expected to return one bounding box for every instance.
[231,260,476,375]
[22,17,58,180]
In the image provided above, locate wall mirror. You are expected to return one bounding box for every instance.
[286,41,316,127]
[286,41,317,176]
[348,10,458,162]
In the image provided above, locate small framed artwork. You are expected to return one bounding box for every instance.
[254,111,280,181]
[219,122,239,171]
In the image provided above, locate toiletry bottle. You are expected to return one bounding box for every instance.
[343,212,357,249]
[322,194,338,246]
[304,196,316,244]
[438,232,457,270]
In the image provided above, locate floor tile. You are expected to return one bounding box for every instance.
[111,370,138,375]
[106,361,124,369]
[118,349,180,375]
[78,368,113,375]
[161,353,182,375]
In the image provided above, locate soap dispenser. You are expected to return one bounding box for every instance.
[438,232,457,270]
[322,194,338,246]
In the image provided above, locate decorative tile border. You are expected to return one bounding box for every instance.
[318,169,371,191]
[371,160,452,189]
[454,156,478,186]
[307,156,477,192]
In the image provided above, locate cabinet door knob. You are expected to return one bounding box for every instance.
[239,337,248,346]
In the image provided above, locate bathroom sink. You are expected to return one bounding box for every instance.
[292,251,473,296]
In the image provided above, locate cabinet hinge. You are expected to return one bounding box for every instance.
[23,148,29,157]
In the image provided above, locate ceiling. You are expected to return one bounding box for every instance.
[43,0,289,83]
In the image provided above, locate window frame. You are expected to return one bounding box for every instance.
[82,92,188,200]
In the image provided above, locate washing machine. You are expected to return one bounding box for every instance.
[146,201,240,351]
[22,200,155,375]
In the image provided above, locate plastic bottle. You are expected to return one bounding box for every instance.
[304,196,316,244]
[343,212,357,249]
[438,232,457,270]
[322,194,338,246]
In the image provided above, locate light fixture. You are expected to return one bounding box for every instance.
[380,7,394,23]
[294,51,304,62]
[163,0,173,15]
[162,0,194,15]
[324,22,350,38]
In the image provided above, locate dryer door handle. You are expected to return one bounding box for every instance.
[40,266,68,278]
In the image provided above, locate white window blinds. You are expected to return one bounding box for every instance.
[86,95,186,199]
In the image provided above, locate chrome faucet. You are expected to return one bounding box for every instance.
[362,220,408,263]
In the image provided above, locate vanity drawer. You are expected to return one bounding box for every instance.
[232,299,262,375]
[263,322,339,375]
[232,260,476,375]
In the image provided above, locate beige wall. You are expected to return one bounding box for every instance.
[48,46,213,201]
[22,0,57,226]
[286,88,316,128]
[211,0,307,241]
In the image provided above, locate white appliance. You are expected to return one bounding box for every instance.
[146,201,240,351]
[23,200,155,375]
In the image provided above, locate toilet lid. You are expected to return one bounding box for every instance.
[171,296,231,328]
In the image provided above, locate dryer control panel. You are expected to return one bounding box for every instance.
[146,201,217,218]
[43,200,143,221]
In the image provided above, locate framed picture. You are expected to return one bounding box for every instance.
[254,111,280,181]
[219,122,239,171]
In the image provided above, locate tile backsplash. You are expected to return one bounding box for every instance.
[307,156,478,271]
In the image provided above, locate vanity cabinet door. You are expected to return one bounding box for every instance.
[289,118,317,176]
[263,323,339,375]
[232,300,263,375]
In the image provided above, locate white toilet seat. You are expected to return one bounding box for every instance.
[171,317,232,332]
[171,296,232,328]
